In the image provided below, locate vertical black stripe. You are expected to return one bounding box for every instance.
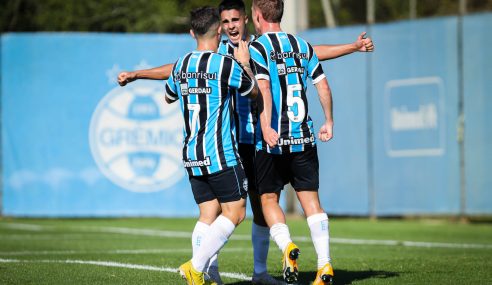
[308,43,315,61]
[229,97,240,161]
[288,34,311,140]
[227,43,235,56]
[251,41,269,64]
[268,33,290,153]
[218,57,233,167]
[180,53,193,172]
[231,89,241,140]
[195,52,212,174]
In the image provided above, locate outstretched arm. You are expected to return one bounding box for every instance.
[315,78,334,142]
[313,32,374,61]
[118,64,173,86]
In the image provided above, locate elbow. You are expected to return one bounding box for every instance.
[249,86,259,100]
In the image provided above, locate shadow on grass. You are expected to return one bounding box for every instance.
[227,269,399,285]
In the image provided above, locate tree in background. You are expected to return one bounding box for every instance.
[1,0,491,33]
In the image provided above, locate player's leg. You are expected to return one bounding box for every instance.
[291,146,333,285]
[256,149,299,284]
[190,165,248,275]
[239,144,277,283]
[196,200,222,283]
[181,175,222,284]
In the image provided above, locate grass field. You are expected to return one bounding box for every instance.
[0,217,491,285]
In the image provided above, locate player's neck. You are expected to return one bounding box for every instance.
[260,22,282,34]
[196,39,218,52]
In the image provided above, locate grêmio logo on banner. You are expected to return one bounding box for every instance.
[89,81,185,192]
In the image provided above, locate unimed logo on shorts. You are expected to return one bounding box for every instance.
[89,81,185,193]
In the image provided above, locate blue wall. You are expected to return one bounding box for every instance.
[2,14,491,217]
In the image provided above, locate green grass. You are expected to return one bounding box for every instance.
[0,217,491,284]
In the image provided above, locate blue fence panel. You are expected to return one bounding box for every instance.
[370,18,460,215]
[2,33,199,216]
[2,14,491,217]
[301,26,370,215]
[463,14,492,214]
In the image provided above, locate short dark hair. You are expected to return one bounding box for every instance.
[218,0,246,14]
[253,0,284,23]
[190,6,220,36]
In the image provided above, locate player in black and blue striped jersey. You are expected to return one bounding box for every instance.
[250,0,335,284]
[165,45,254,177]
[164,7,258,285]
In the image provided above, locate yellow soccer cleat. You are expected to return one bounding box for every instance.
[178,260,217,285]
[282,242,300,284]
[312,263,334,285]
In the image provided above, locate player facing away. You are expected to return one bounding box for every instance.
[164,6,257,285]
[250,0,334,284]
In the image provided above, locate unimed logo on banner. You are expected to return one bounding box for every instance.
[89,81,184,192]
[384,77,445,157]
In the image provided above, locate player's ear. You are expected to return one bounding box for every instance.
[190,29,196,39]
[244,14,249,25]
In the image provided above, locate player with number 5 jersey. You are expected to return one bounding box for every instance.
[250,31,326,154]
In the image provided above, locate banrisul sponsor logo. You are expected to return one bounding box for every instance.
[89,81,185,193]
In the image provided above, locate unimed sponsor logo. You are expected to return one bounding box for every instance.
[89,81,185,192]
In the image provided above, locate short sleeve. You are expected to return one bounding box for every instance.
[230,59,254,97]
[249,41,270,81]
[165,65,179,102]
[307,43,326,85]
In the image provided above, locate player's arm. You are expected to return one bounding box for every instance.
[313,32,374,61]
[257,79,279,148]
[249,41,278,147]
[307,42,334,141]
[234,40,258,99]
[118,64,173,86]
[315,78,334,142]
[164,64,179,104]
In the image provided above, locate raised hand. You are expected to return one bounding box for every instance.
[233,40,251,66]
[355,32,375,52]
[117,71,136,87]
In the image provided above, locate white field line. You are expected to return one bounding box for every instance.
[2,222,492,250]
[0,258,251,281]
[0,247,252,256]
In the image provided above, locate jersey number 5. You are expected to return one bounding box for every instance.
[287,84,305,122]
[188,103,200,137]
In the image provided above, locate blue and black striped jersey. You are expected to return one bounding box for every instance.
[217,35,257,145]
[165,50,254,176]
[250,32,326,154]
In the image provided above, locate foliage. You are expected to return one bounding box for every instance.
[1,0,492,33]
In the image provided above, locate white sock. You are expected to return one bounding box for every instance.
[252,223,270,274]
[191,222,218,271]
[270,223,292,253]
[307,213,331,269]
[192,222,209,256]
[191,215,235,272]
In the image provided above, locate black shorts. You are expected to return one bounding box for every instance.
[189,164,248,204]
[238,143,257,194]
[255,146,319,194]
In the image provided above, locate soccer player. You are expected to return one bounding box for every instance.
[164,6,257,285]
[249,0,335,284]
[118,1,374,284]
